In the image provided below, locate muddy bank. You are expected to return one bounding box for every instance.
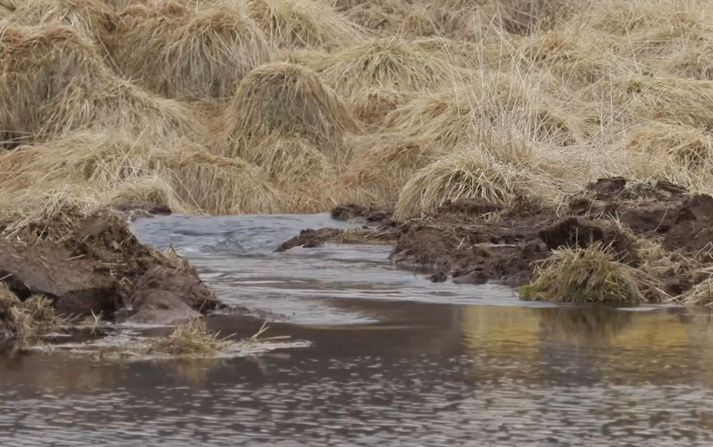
[279,178,713,300]
[0,205,221,342]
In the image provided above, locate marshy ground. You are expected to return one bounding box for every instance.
[2,0,713,444]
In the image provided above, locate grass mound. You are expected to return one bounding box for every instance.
[161,146,280,215]
[245,0,363,49]
[679,278,713,306]
[381,76,584,150]
[519,244,649,304]
[6,0,115,44]
[0,130,280,215]
[342,0,438,38]
[621,121,713,170]
[310,37,467,97]
[148,319,230,356]
[345,134,442,204]
[226,62,358,155]
[620,77,713,131]
[394,136,539,219]
[0,286,63,342]
[0,23,200,147]
[111,0,272,99]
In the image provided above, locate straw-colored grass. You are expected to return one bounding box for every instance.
[5,0,116,45]
[619,77,713,131]
[2,0,713,220]
[0,23,201,147]
[245,0,363,49]
[620,121,713,170]
[148,319,230,355]
[225,62,358,158]
[394,133,553,219]
[308,37,469,97]
[678,277,713,306]
[0,130,279,215]
[0,288,64,342]
[519,244,651,304]
[111,0,272,99]
[344,133,443,204]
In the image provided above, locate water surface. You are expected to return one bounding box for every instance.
[1,213,713,446]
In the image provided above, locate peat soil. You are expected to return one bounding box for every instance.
[0,204,220,341]
[279,178,713,296]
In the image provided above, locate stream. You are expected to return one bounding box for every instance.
[1,213,713,445]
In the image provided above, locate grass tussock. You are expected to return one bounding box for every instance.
[519,244,651,304]
[245,0,363,49]
[678,278,713,306]
[0,286,64,342]
[393,132,558,219]
[309,37,469,97]
[0,129,278,215]
[148,319,231,356]
[225,62,358,156]
[2,0,713,222]
[0,23,201,147]
[6,0,116,44]
[111,0,272,99]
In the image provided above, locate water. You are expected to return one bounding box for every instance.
[2,213,713,446]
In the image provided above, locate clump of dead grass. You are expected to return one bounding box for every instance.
[308,37,469,97]
[245,0,363,49]
[0,130,280,216]
[519,244,653,304]
[678,277,713,306]
[225,62,358,158]
[6,0,116,45]
[394,133,555,219]
[0,23,201,147]
[0,286,64,342]
[619,77,713,131]
[148,319,231,356]
[111,0,272,99]
[620,121,713,170]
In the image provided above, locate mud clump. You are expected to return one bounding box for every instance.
[0,206,220,341]
[330,204,393,225]
[662,194,713,253]
[277,228,345,251]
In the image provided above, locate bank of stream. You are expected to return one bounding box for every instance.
[1,212,713,445]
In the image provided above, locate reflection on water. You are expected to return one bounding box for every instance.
[1,214,713,446]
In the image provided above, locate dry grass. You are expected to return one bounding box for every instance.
[225,62,358,158]
[679,277,713,306]
[245,0,363,49]
[0,287,65,342]
[0,23,201,147]
[0,129,279,216]
[111,0,272,99]
[1,0,713,223]
[393,131,568,219]
[6,0,116,44]
[519,244,654,304]
[148,319,231,356]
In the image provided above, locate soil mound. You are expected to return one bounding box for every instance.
[0,206,220,337]
[278,178,713,302]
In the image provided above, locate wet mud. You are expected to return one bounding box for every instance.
[0,207,220,341]
[279,178,713,298]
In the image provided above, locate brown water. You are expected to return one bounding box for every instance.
[1,214,713,446]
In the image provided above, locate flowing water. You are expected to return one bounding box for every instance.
[2,214,713,446]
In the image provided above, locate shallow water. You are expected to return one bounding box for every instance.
[2,213,713,446]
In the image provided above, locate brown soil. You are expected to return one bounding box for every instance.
[0,207,221,340]
[279,178,713,297]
